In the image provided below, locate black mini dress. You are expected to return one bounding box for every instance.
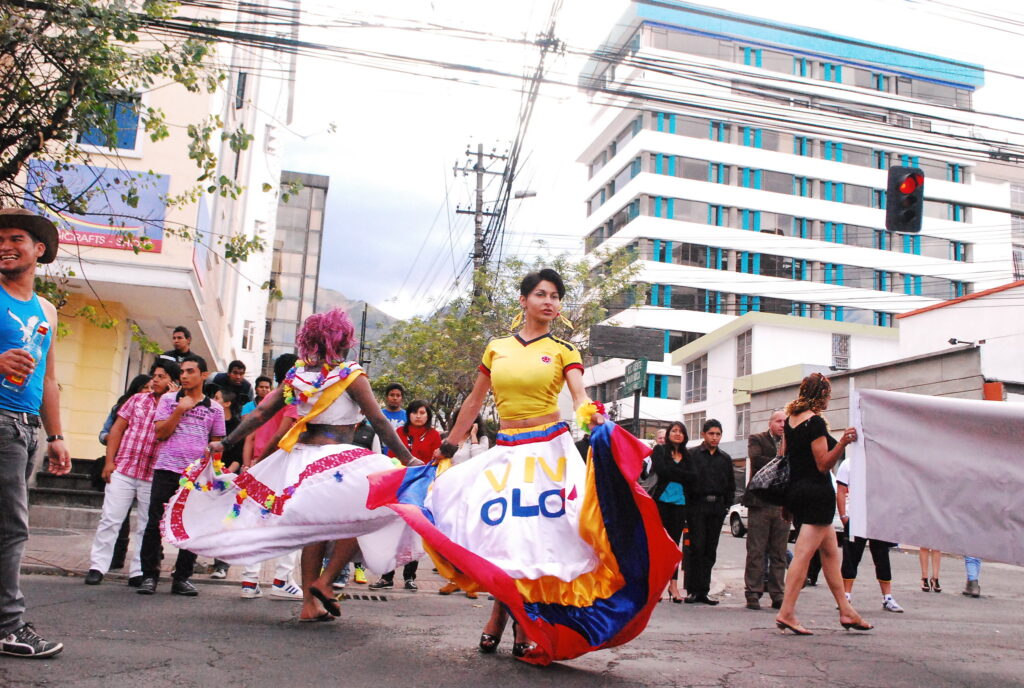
[784,415,836,526]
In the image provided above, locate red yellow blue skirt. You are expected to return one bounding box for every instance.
[366,421,680,665]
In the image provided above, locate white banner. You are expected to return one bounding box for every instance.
[848,388,1024,566]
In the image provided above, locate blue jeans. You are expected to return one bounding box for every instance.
[0,414,40,635]
[965,556,982,581]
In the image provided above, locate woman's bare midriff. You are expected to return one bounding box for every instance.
[499,411,561,430]
[298,423,358,446]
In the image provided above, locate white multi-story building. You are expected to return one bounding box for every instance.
[670,312,900,441]
[578,0,1020,438]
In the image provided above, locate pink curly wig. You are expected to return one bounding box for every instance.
[295,308,357,363]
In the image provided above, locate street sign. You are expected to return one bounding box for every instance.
[589,325,663,360]
[622,358,648,396]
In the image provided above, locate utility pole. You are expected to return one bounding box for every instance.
[357,303,371,372]
[454,143,507,297]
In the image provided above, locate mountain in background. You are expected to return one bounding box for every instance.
[316,287,400,366]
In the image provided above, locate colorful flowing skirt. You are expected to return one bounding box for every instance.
[366,421,681,665]
[161,444,422,574]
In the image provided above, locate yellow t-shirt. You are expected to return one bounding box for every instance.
[479,333,584,421]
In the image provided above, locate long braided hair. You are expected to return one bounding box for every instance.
[784,372,832,416]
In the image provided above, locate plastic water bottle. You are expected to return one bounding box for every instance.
[2,322,50,393]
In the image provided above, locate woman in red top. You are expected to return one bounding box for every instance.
[376,399,442,589]
[390,400,441,464]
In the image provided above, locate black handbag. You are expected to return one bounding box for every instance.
[746,455,790,506]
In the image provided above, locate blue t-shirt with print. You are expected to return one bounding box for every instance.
[380,407,406,455]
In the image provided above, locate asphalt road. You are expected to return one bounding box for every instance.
[2,536,1021,688]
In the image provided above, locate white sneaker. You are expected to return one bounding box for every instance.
[882,597,904,613]
[240,584,263,599]
[269,581,303,600]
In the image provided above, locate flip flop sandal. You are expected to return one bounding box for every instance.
[310,586,341,617]
[298,612,336,623]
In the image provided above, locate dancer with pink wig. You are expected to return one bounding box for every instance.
[160,309,421,621]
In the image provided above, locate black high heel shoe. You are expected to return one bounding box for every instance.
[930,577,942,593]
[479,632,502,654]
[511,622,536,658]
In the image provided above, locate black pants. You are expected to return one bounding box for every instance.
[656,502,687,580]
[841,537,894,581]
[379,560,418,583]
[684,500,725,596]
[140,469,197,582]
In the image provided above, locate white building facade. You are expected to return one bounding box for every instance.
[670,313,900,441]
[579,1,1020,438]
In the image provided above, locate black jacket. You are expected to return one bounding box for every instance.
[649,444,698,502]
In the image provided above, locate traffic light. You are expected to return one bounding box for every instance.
[885,166,924,233]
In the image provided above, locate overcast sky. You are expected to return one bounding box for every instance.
[281,0,1024,320]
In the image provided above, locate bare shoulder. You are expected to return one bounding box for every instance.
[37,295,58,322]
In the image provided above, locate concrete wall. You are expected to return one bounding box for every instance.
[55,295,130,459]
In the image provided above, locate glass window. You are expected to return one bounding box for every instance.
[832,334,851,369]
[793,136,812,156]
[656,112,676,134]
[684,412,706,441]
[762,171,791,194]
[946,164,965,183]
[685,354,708,403]
[278,251,305,274]
[948,204,968,222]
[822,62,843,83]
[272,299,299,321]
[793,57,809,77]
[736,330,752,377]
[709,120,729,142]
[792,217,810,238]
[78,96,141,150]
[308,209,323,231]
[1011,184,1024,209]
[735,403,751,441]
[271,321,297,345]
[823,141,844,162]
[741,127,762,148]
[793,177,811,197]
[278,274,301,299]
[706,162,728,184]
[823,181,845,203]
[742,47,762,67]
[761,50,790,73]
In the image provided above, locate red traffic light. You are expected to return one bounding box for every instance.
[898,174,923,195]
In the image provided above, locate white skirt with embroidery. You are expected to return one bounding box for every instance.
[160,443,423,574]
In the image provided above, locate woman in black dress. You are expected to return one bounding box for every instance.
[774,373,871,635]
[650,421,696,603]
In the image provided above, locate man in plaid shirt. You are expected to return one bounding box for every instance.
[83,359,180,587]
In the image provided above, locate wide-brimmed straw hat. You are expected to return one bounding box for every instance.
[0,207,59,263]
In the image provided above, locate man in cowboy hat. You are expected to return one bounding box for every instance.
[0,207,67,658]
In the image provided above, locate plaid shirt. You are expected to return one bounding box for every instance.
[113,392,162,481]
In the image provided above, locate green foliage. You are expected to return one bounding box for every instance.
[130,323,163,354]
[372,249,642,427]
